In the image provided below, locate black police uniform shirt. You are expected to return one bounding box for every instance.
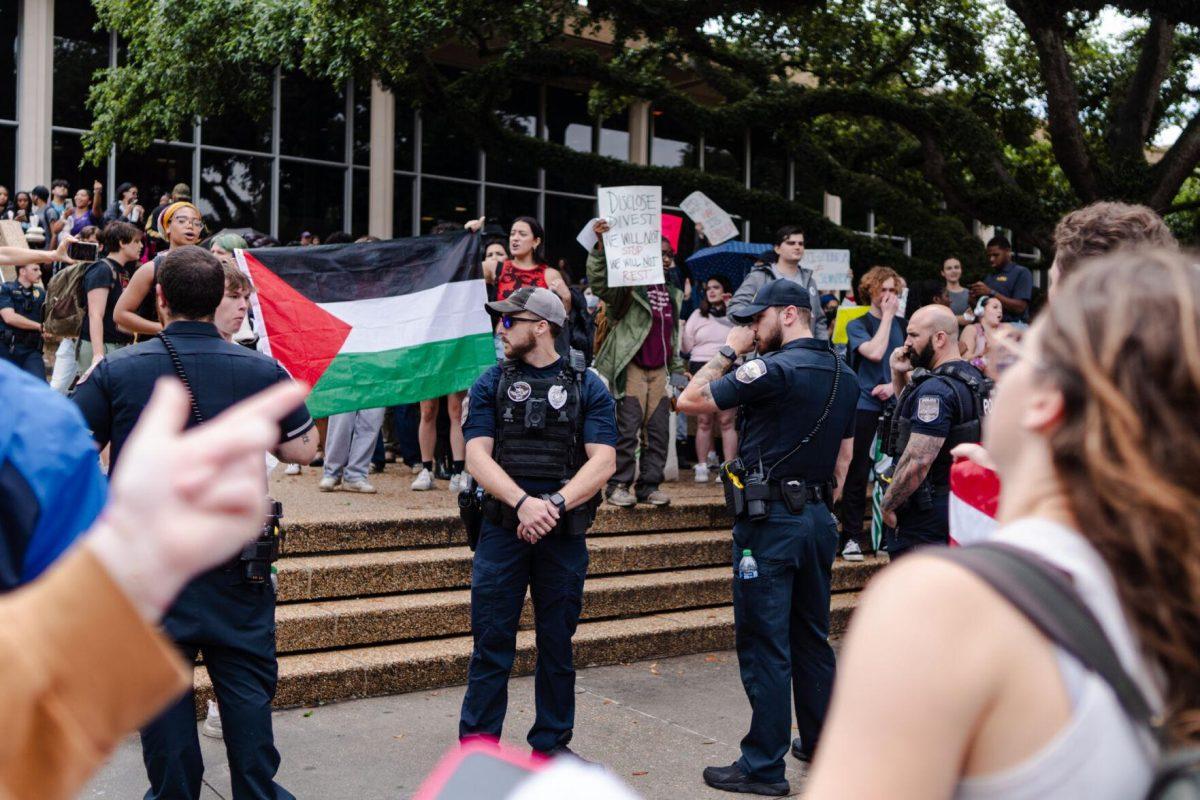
[898,361,986,489]
[0,281,45,343]
[79,258,135,345]
[72,320,314,467]
[709,338,860,482]
[463,356,617,496]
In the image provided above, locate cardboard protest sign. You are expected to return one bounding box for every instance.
[802,249,852,291]
[661,213,683,252]
[0,220,30,282]
[598,186,664,287]
[679,191,739,245]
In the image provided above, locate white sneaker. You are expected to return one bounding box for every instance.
[284,463,301,475]
[841,540,865,562]
[342,479,377,494]
[411,468,434,491]
[202,700,223,739]
[449,472,468,493]
[706,450,720,468]
[693,463,710,483]
[318,475,340,491]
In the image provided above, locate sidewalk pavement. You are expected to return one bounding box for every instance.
[83,650,813,799]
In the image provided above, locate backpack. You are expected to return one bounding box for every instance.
[931,543,1200,799]
[566,287,595,365]
[43,260,95,338]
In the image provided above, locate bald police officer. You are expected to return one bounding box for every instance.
[879,304,989,557]
[678,280,859,796]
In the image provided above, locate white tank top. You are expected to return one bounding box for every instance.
[954,518,1162,800]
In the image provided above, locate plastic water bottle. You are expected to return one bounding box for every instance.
[738,549,759,580]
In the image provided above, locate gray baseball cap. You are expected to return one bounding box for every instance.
[486,286,567,327]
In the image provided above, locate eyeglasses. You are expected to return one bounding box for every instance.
[500,315,541,329]
[172,217,204,229]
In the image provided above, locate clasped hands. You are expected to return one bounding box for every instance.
[516,494,561,544]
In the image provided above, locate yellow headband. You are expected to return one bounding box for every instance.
[159,201,201,238]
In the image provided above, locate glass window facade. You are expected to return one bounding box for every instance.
[545,86,595,194]
[420,178,479,233]
[200,151,272,234]
[597,113,629,161]
[280,72,346,163]
[488,83,540,187]
[750,129,786,197]
[703,131,743,183]
[53,0,107,129]
[1,0,17,122]
[278,161,346,239]
[0,125,14,196]
[650,110,698,169]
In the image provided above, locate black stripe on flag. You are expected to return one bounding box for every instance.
[246,231,481,303]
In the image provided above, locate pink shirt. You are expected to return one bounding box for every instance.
[682,308,734,363]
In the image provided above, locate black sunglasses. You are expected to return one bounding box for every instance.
[500,314,542,329]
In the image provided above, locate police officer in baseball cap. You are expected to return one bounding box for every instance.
[677,279,860,795]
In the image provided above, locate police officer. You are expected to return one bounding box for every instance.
[878,304,989,557]
[0,260,47,379]
[458,286,616,757]
[72,245,316,800]
[677,280,859,797]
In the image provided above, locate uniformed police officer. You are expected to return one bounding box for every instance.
[677,280,859,797]
[72,245,316,800]
[0,260,47,379]
[879,304,989,557]
[458,286,617,757]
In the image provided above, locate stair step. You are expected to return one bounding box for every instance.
[275,566,738,653]
[276,529,733,602]
[281,496,729,556]
[198,597,858,711]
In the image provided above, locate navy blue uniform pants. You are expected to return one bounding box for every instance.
[6,344,44,380]
[732,504,839,783]
[459,519,589,752]
[140,568,293,800]
[889,492,949,558]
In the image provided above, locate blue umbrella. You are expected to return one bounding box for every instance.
[685,241,774,305]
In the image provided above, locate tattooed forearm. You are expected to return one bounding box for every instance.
[881,433,944,513]
[693,353,734,388]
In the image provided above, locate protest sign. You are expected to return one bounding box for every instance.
[831,305,869,345]
[679,191,739,245]
[802,249,853,291]
[598,185,664,287]
[576,218,600,252]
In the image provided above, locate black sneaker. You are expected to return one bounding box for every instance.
[790,738,814,762]
[702,763,789,796]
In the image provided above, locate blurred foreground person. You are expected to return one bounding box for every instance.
[807,248,1200,798]
[0,375,308,800]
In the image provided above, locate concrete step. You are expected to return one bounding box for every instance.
[198,597,859,710]
[276,529,734,602]
[281,495,730,556]
[274,566,736,653]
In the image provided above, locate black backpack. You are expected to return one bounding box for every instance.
[565,286,595,365]
[931,543,1200,799]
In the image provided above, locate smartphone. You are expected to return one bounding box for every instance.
[67,241,100,262]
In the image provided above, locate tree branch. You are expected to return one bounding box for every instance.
[1007,1,1100,201]
[1149,114,1200,210]
[1108,14,1176,159]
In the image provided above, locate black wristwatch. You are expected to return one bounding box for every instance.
[717,345,738,363]
[545,492,567,514]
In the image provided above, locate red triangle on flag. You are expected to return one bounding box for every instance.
[241,251,352,388]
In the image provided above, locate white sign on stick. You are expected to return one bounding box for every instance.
[802,249,853,291]
[598,185,664,287]
[679,191,739,245]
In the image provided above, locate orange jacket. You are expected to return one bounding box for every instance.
[0,545,189,800]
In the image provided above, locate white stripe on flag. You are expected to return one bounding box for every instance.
[319,279,492,354]
[949,491,998,547]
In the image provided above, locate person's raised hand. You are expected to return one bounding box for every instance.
[951,443,997,472]
[726,324,757,356]
[464,216,485,233]
[85,378,309,620]
[889,345,913,376]
[52,233,78,264]
[880,292,899,317]
[870,383,894,401]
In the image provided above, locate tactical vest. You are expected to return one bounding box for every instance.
[2,283,44,348]
[493,350,587,482]
[891,361,992,490]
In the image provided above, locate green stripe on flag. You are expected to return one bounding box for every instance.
[304,332,496,418]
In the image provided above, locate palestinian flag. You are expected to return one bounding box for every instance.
[949,460,1000,546]
[236,231,494,418]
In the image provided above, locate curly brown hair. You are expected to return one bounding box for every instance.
[1038,248,1200,742]
[1052,202,1176,279]
[858,266,904,304]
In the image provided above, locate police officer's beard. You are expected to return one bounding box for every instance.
[912,340,936,370]
[504,334,535,360]
[757,322,783,354]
